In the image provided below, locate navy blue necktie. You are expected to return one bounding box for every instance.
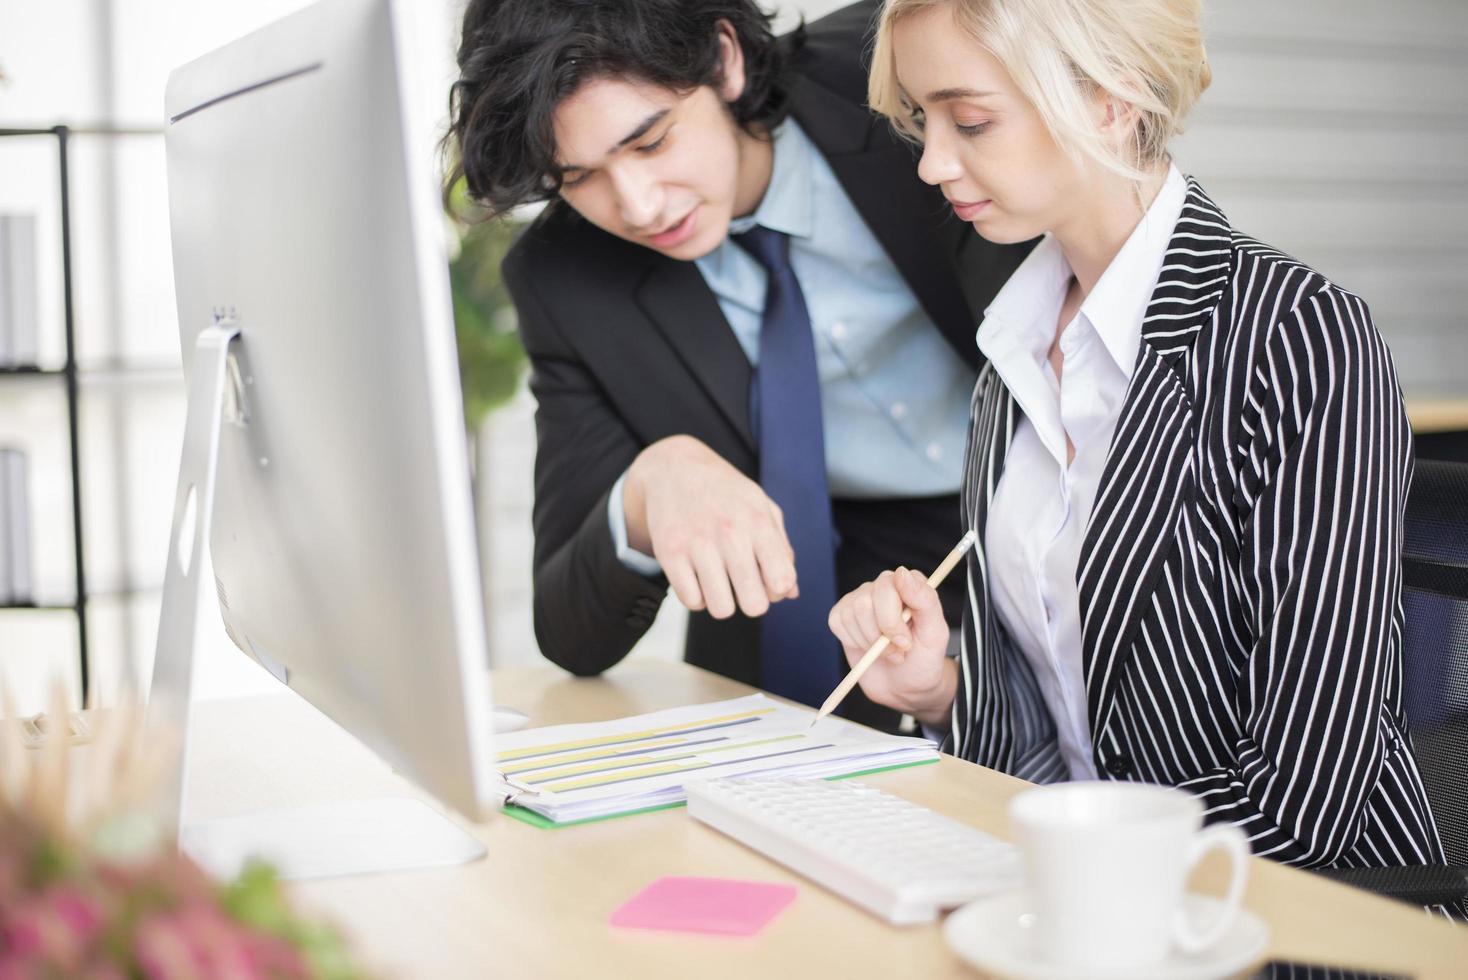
[733,225,842,708]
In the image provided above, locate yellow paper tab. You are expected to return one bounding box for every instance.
[539,758,710,792]
[521,734,806,785]
[495,708,776,762]
[500,734,691,776]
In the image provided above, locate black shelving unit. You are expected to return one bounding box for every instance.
[0,366,65,376]
[0,125,90,701]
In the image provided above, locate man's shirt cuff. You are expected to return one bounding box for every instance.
[608,472,664,578]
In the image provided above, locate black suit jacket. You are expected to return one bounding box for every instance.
[500,0,1029,720]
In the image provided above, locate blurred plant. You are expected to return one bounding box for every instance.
[446,178,528,433]
[0,685,373,979]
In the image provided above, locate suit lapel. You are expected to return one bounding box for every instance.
[1077,180,1234,736]
[634,258,756,453]
[955,365,1020,763]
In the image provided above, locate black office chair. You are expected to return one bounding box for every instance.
[1312,459,1468,910]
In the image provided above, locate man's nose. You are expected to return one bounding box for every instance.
[610,164,663,230]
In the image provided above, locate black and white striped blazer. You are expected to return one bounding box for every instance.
[946,178,1445,870]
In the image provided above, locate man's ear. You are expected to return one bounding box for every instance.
[714,18,748,104]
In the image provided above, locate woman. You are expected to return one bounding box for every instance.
[829,0,1446,873]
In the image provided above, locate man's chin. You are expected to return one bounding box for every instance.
[660,234,724,261]
[647,208,729,262]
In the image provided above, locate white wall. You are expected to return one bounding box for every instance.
[1176,0,1468,394]
[0,0,426,710]
[2,0,1466,711]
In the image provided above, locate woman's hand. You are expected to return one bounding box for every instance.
[827,568,957,726]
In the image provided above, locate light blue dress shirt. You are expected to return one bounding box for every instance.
[610,120,976,574]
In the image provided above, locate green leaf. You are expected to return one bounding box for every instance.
[446,176,529,431]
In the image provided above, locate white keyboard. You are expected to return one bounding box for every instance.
[685,776,1022,925]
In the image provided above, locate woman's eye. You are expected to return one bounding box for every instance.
[560,171,590,189]
[956,121,990,137]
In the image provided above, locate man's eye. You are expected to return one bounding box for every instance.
[637,132,670,154]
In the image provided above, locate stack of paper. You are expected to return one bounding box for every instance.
[495,695,938,826]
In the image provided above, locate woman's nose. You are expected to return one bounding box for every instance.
[916,128,964,187]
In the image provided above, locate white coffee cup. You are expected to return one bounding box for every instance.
[1008,782,1249,971]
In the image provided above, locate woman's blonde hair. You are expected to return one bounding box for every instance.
[868,0,1211,180]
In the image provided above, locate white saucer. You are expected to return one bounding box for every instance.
[943,890,1269,980]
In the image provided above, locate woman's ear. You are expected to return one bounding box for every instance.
[1091,83,1141,156]
[1098,76,1139,135]
[1090,87,1125,131]
[714,19,748,104]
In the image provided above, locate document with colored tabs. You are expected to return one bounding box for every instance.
[494,695,938,826]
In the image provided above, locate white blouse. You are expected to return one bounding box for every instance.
[977,166,1187,780]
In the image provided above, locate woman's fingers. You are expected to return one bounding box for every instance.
[872,569,912,650]
[829,567,950,691]
[896,567,948,648]
[847,582,882,651]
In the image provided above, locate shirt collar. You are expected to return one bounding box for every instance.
[977,163,1188,376]
[1080,164,1188,374]
[726,120,816,240]
[977,233,1072,368]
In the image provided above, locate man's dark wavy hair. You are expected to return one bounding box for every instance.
[444,0,798,218]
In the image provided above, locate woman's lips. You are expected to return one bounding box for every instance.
[648,208,698,249]
[951,199,991,221]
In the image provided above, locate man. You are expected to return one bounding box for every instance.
[445,0,1029,729]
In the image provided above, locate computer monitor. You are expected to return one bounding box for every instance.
[151,0,504,875]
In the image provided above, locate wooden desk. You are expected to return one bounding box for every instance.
[185,660,1468,979]
[1407,397,1468,435]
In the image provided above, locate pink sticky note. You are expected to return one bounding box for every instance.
[609,876,797,936]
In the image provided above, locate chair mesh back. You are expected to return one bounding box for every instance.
[1400,460,1468,867]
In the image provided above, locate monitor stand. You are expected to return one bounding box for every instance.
[146,319,488,881]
